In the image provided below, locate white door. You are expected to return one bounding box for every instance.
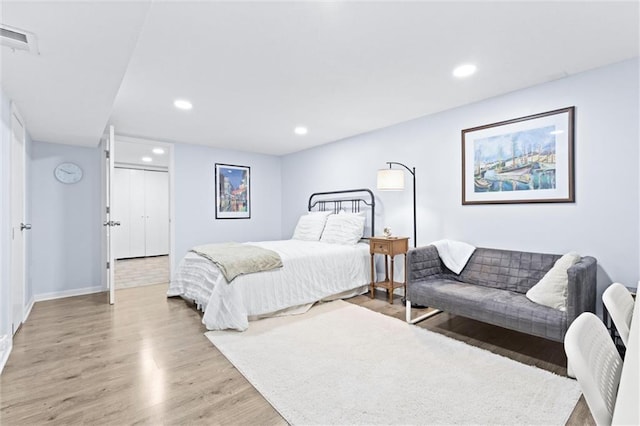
[103,125,117,304]
[113,169,169,259]
[129,169,146,257]
[10,106,28,334]
[144,171,169,256]
[113,168,132,259]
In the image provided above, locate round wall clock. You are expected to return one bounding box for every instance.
[54,162,83,184]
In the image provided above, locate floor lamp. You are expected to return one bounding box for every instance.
[376,162,417,248]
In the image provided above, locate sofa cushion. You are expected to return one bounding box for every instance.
[408,245,444,281]
[457,248,560,294]
[407,278,567,342]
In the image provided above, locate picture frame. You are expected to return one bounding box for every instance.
[215,163,251,219]
[462,107,575,205]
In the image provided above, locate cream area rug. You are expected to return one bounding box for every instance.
[205,300,581,425]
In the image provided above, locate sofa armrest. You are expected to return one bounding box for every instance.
[407,245,443,284]
[566,256,597,325]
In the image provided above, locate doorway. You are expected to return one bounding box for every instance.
[112,137,172,289]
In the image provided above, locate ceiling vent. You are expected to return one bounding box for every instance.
[0,24,39,55]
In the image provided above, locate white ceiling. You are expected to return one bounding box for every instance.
[1,1,638,156]
[115,137,170,168]
[1,1,151,146]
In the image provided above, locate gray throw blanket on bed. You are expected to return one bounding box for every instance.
[190,243,283,282]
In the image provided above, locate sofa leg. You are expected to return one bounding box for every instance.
[567,359,575,379]
[406,300,442,324]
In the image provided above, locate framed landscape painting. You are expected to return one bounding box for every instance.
[215,163,251,219]
[462,107,575,205]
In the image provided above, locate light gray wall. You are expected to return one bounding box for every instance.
[30,141,102,297]
[1,89,11,339]
[173,143,282,270]
[281,59,640,301]
[22,139,282,298]
[11,58,639,309]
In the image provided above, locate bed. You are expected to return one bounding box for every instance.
[167,189,376,331]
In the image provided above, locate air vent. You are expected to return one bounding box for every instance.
[0,24,39,55]
[1,27,27,43]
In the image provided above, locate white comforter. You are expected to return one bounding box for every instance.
[167,239,370,331]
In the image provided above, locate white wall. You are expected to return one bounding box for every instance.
[281,59,640,300]
[173,143,282,270]
[30,141,103,299]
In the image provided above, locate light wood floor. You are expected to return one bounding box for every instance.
[115,255,169,289]
[1,285,593,425]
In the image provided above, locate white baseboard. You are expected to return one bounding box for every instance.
[24,296,35,322]
[0,334,12,375]
[34,285,104,302]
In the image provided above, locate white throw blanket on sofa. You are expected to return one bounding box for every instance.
[431,239,476,274]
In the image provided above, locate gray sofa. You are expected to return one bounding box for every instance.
[406,245,597,342]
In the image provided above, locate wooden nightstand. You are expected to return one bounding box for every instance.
[369,236,409,304]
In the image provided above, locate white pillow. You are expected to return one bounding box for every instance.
[526,252,581,311]
[320,213,366,245]
[292,212,331,241]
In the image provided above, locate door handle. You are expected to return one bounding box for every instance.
[20,223,31,231]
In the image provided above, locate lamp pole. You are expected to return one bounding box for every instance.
[385,162,416,248]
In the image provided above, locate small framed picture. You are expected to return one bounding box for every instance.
[462,107,575,205]
[215,163,251,219]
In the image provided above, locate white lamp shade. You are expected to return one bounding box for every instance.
[377,169,405,190]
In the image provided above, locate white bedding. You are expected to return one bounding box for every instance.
[167,239,370,331]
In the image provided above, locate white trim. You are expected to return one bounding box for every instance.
[34,286,103,302]
[116,134,174,146]
[23,296,34,323]
[100,132,108,297]
[1,102,9,341]
[112,135,176,278]
[114,163,168,172]
[107,134,175,295]
[0,334,12,374]
[108,125,115,305]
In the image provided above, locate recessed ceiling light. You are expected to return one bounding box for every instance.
[174,99,193,110]
[152,147,165,155]
[453,64,477,78]
[294,126,308,135]
[141,156,153,162]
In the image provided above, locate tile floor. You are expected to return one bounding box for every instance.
[115,255,169,289]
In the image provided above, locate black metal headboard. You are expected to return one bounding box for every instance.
[307,188,375,238]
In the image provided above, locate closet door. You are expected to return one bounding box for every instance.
[113,168,132,259]
[144,171,169,256]
[129,169,147,257]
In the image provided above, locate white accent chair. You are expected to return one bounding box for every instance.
[602,282,635,347]
[564,312,623,426]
